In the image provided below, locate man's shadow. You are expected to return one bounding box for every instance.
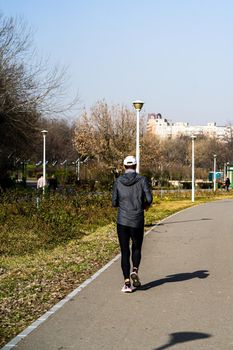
[138,270,209,291]
[153,331,212,350]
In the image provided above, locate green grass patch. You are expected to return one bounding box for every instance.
[1,189,233,346]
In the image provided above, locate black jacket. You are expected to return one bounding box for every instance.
[112,172,153,228]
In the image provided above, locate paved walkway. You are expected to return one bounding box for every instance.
[4,199,233,349]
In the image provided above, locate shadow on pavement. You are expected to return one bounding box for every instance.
[145,218,212,227]
[153,331,212,350]
[139,270,209,291]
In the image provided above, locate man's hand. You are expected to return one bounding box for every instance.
[144,203,150,211]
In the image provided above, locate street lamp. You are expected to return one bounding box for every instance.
[133,100,144,173]
[41,130,48,193]
[226,161,230,179]
[191,135,196,202]
[213,154,217,192]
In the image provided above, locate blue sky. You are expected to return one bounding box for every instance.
[1,0,233,125]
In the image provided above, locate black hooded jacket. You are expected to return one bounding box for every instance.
[112,172,153,228]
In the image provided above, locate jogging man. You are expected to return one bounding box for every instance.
[112,156,153,293]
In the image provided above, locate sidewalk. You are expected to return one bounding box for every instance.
[3,199,233,349]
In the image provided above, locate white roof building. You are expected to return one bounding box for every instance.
[147,114,229,140]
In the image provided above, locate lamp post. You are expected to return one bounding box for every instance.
[226,161,229,179]
[191,135,196,202]
[133,100,144,173]
[77,159,80,181]
[41,130,48,193]
[213,154,217,192]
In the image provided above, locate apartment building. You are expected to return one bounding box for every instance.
[147,113,228,140]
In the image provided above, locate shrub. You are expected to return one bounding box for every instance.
[0,189,115,256]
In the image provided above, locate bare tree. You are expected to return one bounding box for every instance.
[36,118,78,162]
[140,133,162,175]
[73,100,137,169]
[194,136,226,170]
[0,14,78,174]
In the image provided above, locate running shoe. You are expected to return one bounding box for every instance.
[130,271,141,288]
[121,283,132,293]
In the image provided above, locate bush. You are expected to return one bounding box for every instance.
[0,189,115,256]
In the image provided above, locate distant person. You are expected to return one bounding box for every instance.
[48,175,58,192]
[225,177,230,191]
[22,176,27,188]
[37,174,45,191]
[112,156,153,293]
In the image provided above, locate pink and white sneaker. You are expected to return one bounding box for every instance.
[121,283,132,293]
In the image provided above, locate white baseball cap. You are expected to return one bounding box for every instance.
[123,156,137,166]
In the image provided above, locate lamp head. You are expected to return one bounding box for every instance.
[41,130,48,135]
[133,100,144,111]
[191,135,196,140]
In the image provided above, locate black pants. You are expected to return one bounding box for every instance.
[117,224,144,280]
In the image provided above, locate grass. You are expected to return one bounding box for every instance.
[1,189,233,346]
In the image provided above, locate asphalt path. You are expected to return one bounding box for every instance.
[5,199,233,349]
